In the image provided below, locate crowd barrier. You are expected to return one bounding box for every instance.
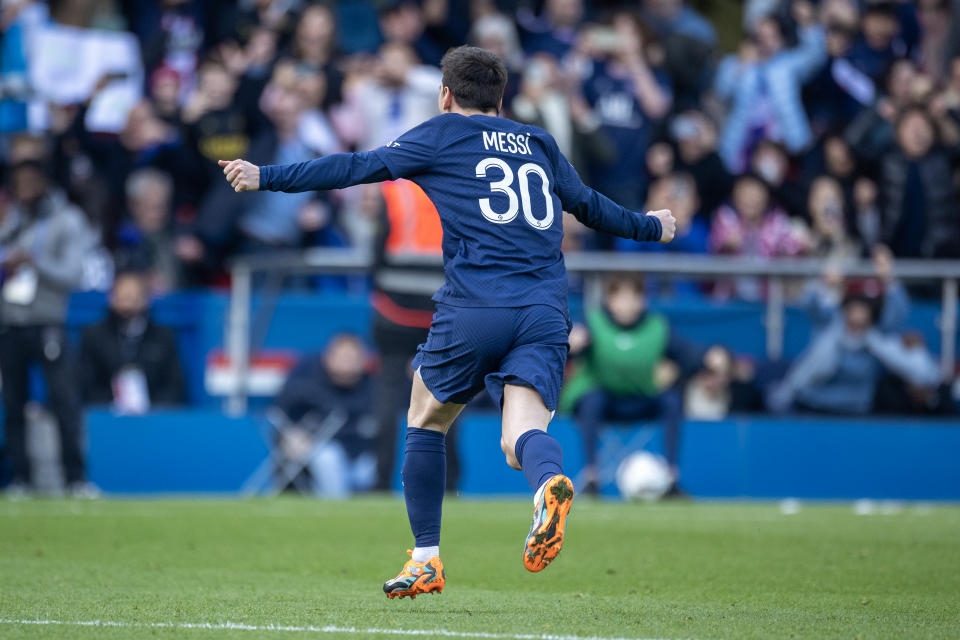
[84,409,960,500]
[226,250,960,413]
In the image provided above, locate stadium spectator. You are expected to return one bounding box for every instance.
[874,332,954,415]
[573,12,672,212]
[148,65,185,127]
[845,58,917,162]
[79,271,186,413]
[335,42,440,152]
[516,0,584,58]
[116,168,181,294]
[683,345,750,420]
[806,175,860,260]
[510,54,615,177]
[560,275,704,497]
[469,12,525,109]
[915,0,960,84]
[714,0,826,171]
[849,2,907,83]
[940,55,960,112]
[768,248,941,415]
[236,63,335,255]
[818,135,857,205]
[749,139,806,219]
[669,110,732,218]
[878,105,960,258]
[709,174,809,300]
[270,333,377,497]
[0,159,95,498]
[805,1,875,134]
[289,3,344,109]
[639,0,717,110]
[378,1,450,68]
[124,0,208,85]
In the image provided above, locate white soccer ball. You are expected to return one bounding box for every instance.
[616,451,673,501]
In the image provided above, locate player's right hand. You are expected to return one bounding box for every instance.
[649,209,676,244]
[218,159,260,192]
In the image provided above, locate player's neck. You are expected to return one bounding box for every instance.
[446,106,499,118]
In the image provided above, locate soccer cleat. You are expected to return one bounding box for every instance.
[523,474,575,572]
[382,550,445,599]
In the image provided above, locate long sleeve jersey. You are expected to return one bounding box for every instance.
[259,112,662,312]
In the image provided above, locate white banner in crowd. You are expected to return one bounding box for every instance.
[29,24,143,133]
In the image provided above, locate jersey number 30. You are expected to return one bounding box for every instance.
[475,158,554,230]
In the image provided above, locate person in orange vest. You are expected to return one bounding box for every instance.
[370,179,459,492]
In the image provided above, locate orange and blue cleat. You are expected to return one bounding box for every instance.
[523,474,575,572]
[383,550,445,599]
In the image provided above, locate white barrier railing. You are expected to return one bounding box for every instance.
[226,250,960,414]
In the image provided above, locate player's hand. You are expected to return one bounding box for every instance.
[649,209,676,244]
[218,159,260,192]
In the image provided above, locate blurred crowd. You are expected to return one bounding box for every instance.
[1,0,959,495]
[0,0,958,295]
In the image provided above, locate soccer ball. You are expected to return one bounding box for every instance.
[616,451,673,501]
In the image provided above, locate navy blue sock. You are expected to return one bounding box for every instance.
[401,427,446,547]
[514,429,563,491]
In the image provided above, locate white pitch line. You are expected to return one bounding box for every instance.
[0,619,677,640]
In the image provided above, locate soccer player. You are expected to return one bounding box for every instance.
[219,46,675,599]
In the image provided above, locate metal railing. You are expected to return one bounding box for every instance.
[226,250,960,414]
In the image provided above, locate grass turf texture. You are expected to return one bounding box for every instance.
[1,498,958,640]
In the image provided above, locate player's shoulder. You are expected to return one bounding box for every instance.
[427,113,552,138]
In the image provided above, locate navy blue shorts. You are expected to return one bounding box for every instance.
[412,303,571,411]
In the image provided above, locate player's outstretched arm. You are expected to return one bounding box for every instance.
[218,151,393,194]
[560,177,676,244]
[546,136,675,244]
[218,118,441,194]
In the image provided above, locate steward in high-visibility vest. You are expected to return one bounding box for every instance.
[371,179,444,330]
[370,179,459,491]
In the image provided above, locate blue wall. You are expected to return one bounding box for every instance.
[85,410,960,500]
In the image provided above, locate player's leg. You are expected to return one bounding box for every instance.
[500,384,558,481]
[488,305,575,572]
[384,373,464,599]
[500,383,575,572]
[402,371,464,560]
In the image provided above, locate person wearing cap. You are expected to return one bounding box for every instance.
[0,159,98,498]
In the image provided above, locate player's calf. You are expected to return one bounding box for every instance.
[500,436,521,469]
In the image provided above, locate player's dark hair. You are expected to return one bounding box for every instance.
[440,46,507,113]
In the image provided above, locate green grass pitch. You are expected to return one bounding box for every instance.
[1,497,958,640]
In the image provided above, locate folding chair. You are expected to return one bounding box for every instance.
[242,406,349,495]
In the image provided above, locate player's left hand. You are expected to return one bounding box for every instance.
[649,209,676,244]
[218,159,260,192]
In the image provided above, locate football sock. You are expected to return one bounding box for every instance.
[402,427,446,548]
[411,545,439,563]
[514,429,563,492]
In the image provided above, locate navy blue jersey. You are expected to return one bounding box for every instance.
[259,113,661,313]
